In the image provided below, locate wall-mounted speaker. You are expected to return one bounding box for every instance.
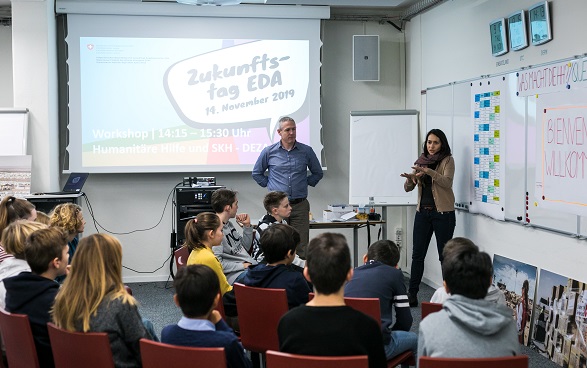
[352,35,380,82]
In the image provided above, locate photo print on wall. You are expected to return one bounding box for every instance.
[532,269,587,367]
[492,254,537,346]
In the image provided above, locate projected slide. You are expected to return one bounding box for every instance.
[79,37,311,169]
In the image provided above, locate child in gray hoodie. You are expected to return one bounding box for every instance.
[417,237,519,361]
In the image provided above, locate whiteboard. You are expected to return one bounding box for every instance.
[426,76,526,222]
[349,110,419,205]
[0,108,29,155]
[427,84,472,209]
[526,94,579,234]
[452,82,473,210]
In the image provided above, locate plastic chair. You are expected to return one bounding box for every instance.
[387,350,416,368]
[140,339,226,368]
[421,302,443,320]
[266,350,368,368]
[419,355,529,368]
[0,309,39,368]
[215,296,227,320]
[47,322,115,368]
[233,283,288,353]
[344,297,382,325]
[174,246,190,271]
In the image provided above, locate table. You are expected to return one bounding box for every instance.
[25,193,83,214]
[309,220,386,268]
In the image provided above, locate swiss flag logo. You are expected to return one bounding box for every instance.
[87,44,94,51]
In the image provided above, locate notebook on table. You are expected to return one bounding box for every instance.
[42,173,89,195]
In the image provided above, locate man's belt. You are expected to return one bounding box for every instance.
[289,197,306,205]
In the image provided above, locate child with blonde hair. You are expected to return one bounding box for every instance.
[49,203,86,261]
[35,211,51,225]
[0,220,47,308]
[4,227,69,368]
[52,233,153,368]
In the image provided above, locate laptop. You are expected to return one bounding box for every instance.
[43,173,89,195]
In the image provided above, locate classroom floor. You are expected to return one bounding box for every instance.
[130,276,558,368]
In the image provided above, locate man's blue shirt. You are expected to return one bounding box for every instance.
[252,140,323,199]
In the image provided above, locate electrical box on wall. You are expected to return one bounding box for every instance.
[353,35,380,82]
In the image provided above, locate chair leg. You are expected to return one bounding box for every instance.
[251,352,261,368]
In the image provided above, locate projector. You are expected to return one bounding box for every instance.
[176,0,243,5]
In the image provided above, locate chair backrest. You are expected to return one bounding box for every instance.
[266,350,368,368]
[174,246,190,271]
[421,302,443,320]
[0,309,39,368]
[215,296,227,320]
[140,339,226,368]
[233,283,289,353]
[419,355,528,368]
[344,297,382,326]
[47,322,115,368]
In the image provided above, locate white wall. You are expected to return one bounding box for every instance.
[0,25,12,107]
[405,0,587,289]
[7,7,408,281]
[12,0,60,191]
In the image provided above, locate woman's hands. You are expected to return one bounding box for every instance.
[401,166,429,184]
[400,172,417,184]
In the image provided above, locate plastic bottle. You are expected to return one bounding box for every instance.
[368,196,375,214]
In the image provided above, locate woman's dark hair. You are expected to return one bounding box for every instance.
[423,129,451,156]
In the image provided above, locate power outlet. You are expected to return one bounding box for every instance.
[395,228,402,248]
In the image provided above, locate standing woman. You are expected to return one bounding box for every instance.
[52,233,152,368]
[401,129,456,307]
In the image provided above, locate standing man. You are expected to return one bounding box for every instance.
[252,116,323,258]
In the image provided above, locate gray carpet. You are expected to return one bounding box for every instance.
[128,276,559,368]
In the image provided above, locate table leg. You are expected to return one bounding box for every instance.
[353,225,359,268]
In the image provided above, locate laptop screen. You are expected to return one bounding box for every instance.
[62,173,89,193]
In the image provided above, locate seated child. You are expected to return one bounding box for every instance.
[429,238,506,306]
[185,212,232,296]
[0,196,37,264]
[49,203,86,285]
[243,224,310,309]
[35,211,51,225]
[161,264,252,368]
[52,234,153,368]
[278,233,387,368]
[4,227,69,368]
[345,240,417,360]
[251,191,305,270]
[418,237,520,358]
[211,189,257,284]
[0,220,47,308]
